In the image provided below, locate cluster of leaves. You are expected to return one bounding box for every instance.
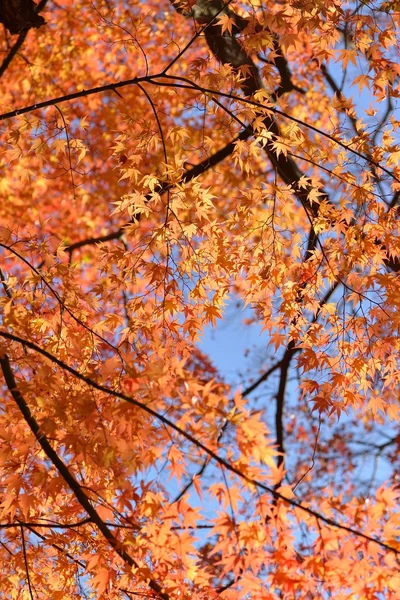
[0,0,399,598]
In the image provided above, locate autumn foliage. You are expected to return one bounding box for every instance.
[0,0,399,597]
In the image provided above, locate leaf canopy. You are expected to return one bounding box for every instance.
[0,0,399,598]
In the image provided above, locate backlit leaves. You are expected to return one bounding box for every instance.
[0,0,399,598]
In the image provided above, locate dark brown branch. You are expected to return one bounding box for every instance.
[0,267,12,299]
[271,41,304,96]
[65,227,126,252]
[168,1,322,219]
[0,518,92,529]
[20,524,34,600]
[165,0,236,74]
[320,63,360,135]
[0,74,153,123]
[119,590,158,599]
[242,360,283,397]
[390,190,400,209]
[258,39,305,98]
[0,354,170,600]
[0,0,45,35]
[0,0,48,78]
[0,30,28,78]
[275,342,295,471]
[0,519,212,531]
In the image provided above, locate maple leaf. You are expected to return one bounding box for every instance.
[216,14,237,35]
[270,137,289,158]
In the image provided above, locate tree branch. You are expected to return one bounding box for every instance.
[0,354,170,600]
[0,0,48,78]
